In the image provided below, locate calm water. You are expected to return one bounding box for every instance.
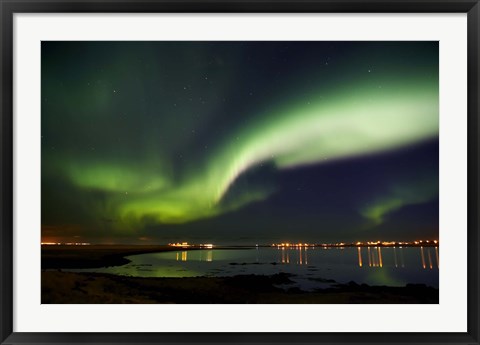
[72,246,439,290]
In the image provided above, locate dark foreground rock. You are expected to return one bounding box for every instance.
[42,271,439,304]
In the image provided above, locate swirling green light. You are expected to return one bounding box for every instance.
[87,77,439,229]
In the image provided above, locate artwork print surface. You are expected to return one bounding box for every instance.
[41,41,439,304]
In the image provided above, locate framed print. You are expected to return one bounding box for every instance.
[1,1,479,344]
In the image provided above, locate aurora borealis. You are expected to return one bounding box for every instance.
[41,41,439,244]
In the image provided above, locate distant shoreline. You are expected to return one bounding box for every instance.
[42,243,437,270]
[41,244,254,269]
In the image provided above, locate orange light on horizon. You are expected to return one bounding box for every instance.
[41,242,90,245]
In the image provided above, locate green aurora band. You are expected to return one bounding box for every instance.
[360,175,439,226]
[63,76,438,231]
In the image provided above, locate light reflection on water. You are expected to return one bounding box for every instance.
[71,246,439,288]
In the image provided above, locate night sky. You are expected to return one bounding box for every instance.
[41,41,439,244]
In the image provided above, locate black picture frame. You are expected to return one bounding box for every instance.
[1,1,479,344]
